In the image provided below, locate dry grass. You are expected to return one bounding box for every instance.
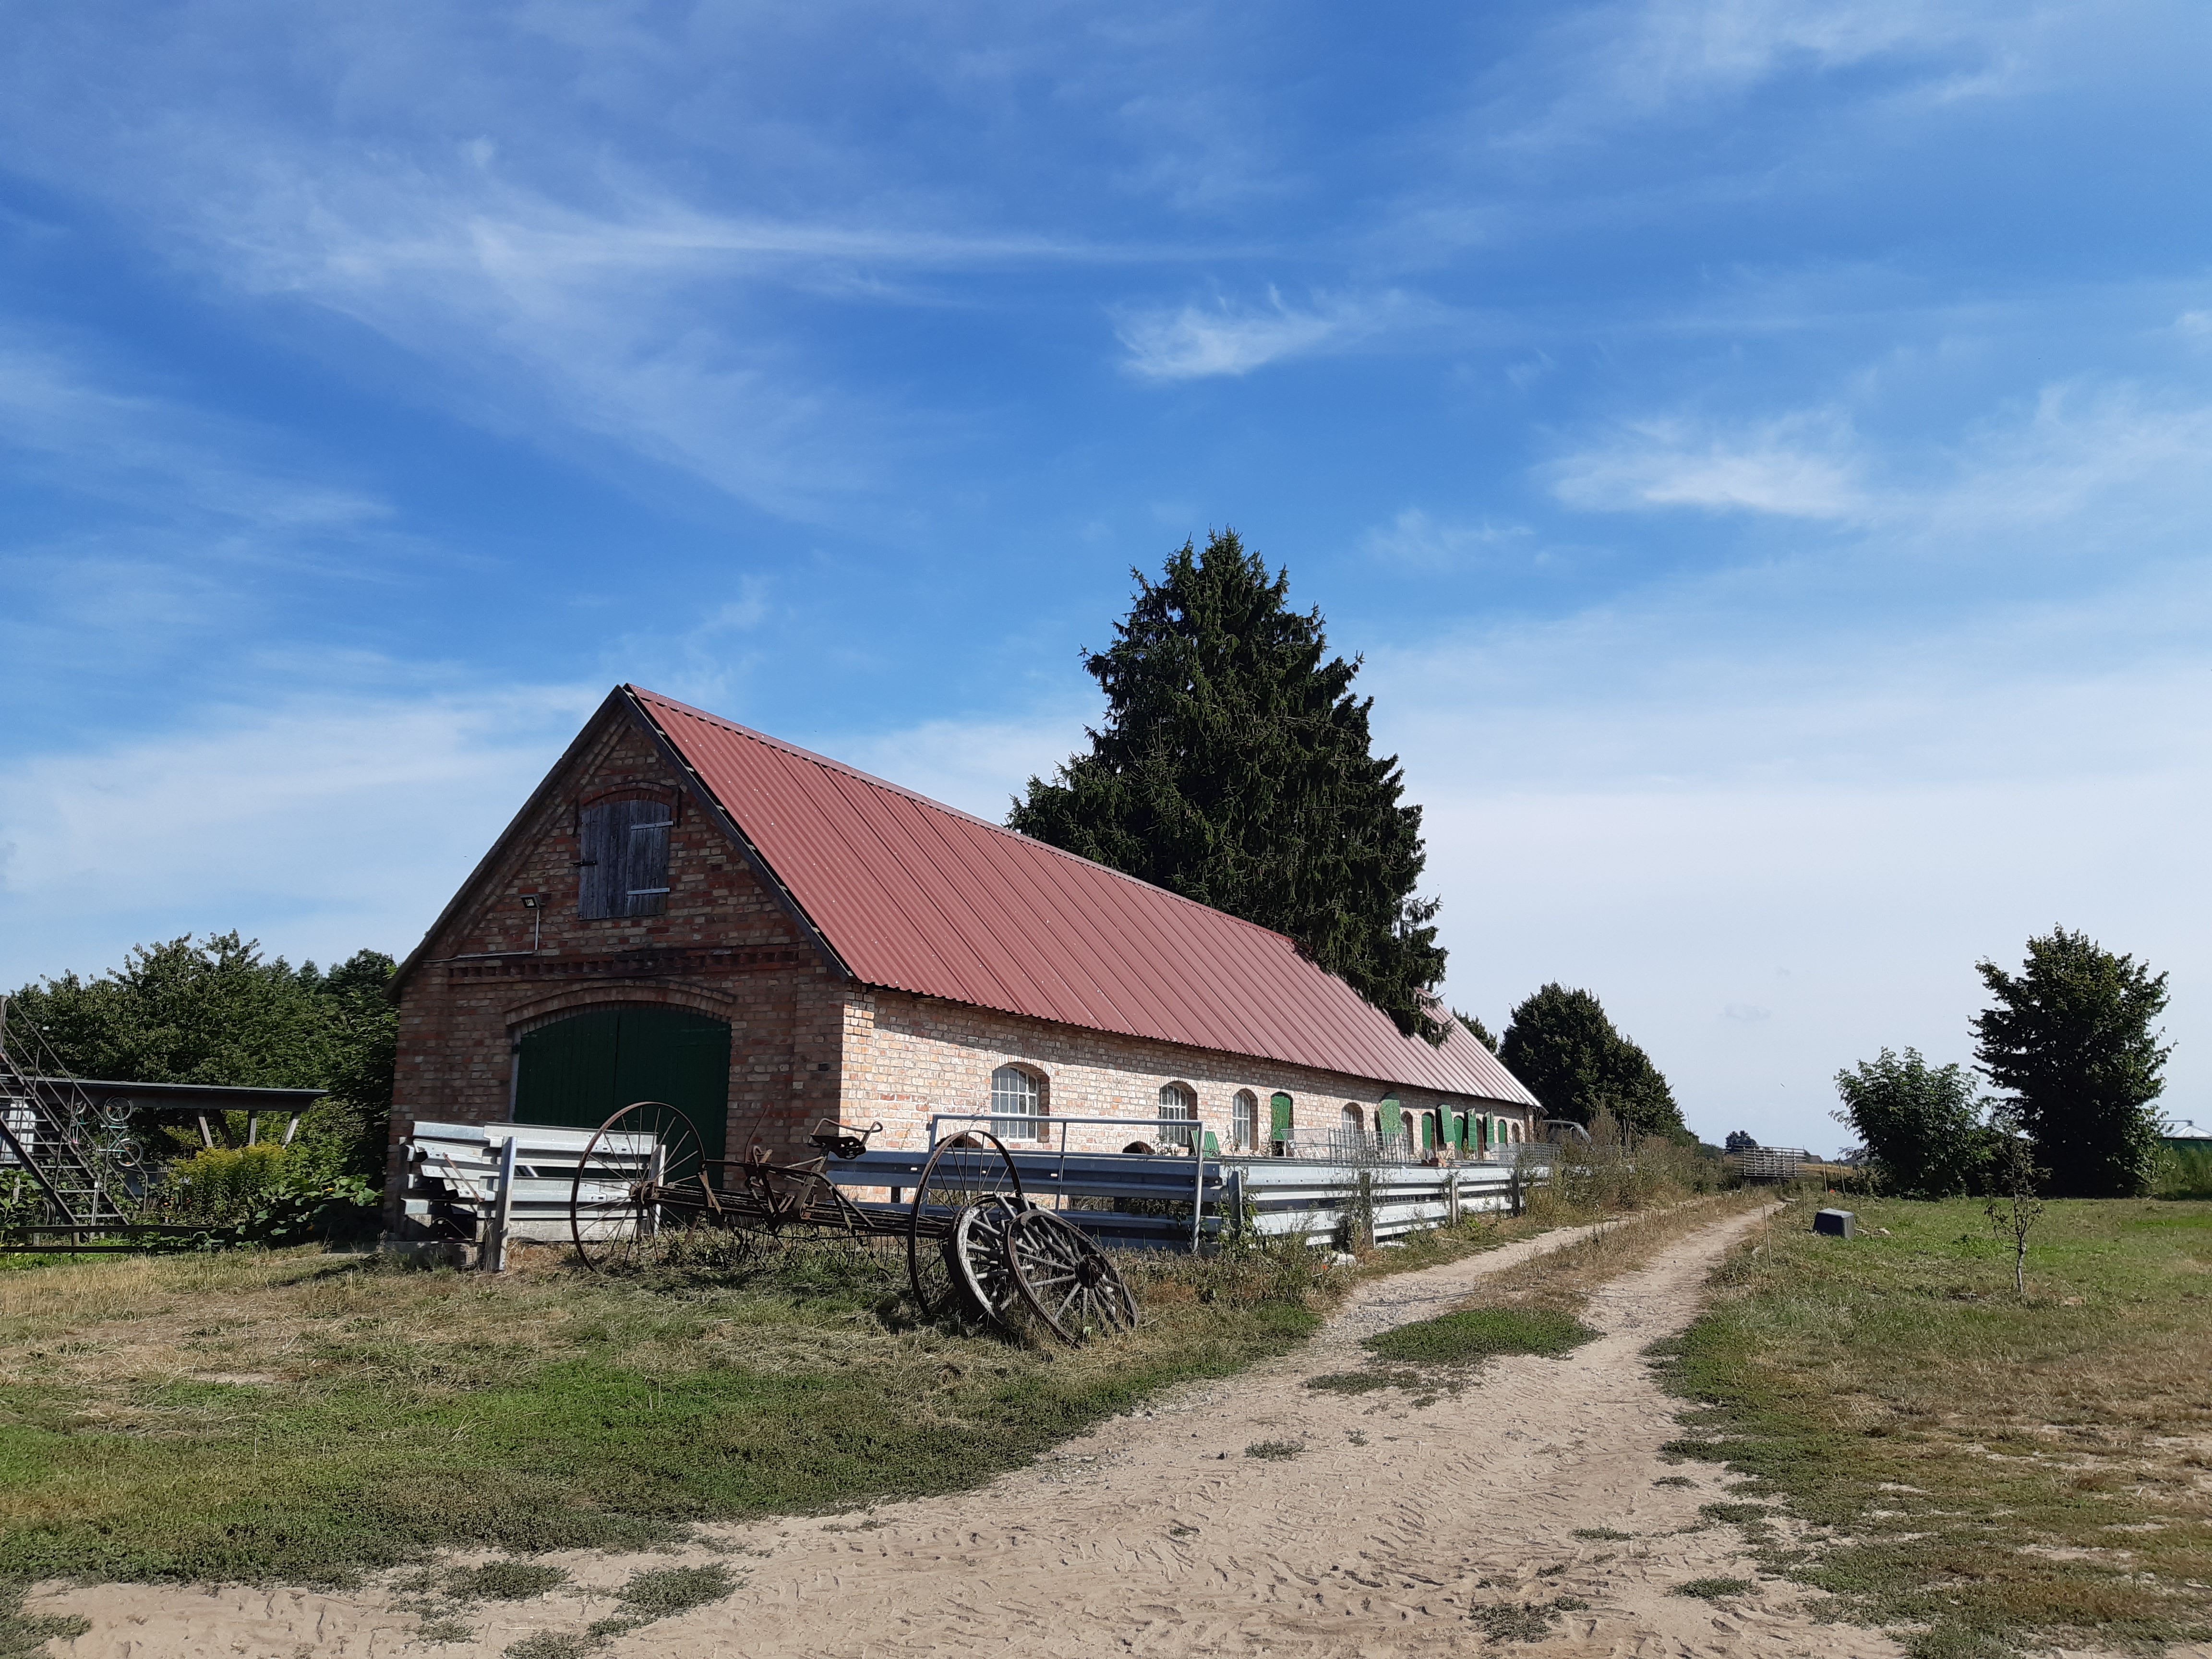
[1660,1196,2212,1657]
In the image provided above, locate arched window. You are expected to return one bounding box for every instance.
[1231,1089,1258,1151]
[1158,1082,1195,1151]
[1269,1092,1294,1151]
[991,1065,1044,1142]
[1340,1103,1364,1147]
[1420,1111,1438,1153]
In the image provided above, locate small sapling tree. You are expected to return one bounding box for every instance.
[1984,1115,2045,1298]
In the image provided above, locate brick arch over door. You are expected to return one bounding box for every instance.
[512,1002,732,1162]
[502,981,738,1033]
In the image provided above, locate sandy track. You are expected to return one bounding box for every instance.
[37,1205,1899,1659]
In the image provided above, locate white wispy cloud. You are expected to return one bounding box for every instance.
[1359,509,1538,571]
[1546,408,1865,518]
[1373,376,2212,1149]
[1499,0,2031,144]
[0,682,603,987]
[0,333,387,533]
[1114,289,1419,381]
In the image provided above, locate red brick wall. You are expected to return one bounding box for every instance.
[388,707,848,1203]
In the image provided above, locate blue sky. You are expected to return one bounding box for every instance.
[4,0,2208,1148]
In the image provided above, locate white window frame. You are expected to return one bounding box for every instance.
[990,1064,1044,1142]
[1231,1089,1257,1152]
[1157,1082,1195,1151]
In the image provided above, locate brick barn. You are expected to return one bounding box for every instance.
[384,685,1540,1206]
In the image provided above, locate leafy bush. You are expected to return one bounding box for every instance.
[162,1144,377,1244]
[2154,1142,2212,1200]
[1832,1048,1990,1198]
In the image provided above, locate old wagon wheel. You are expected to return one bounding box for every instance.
[570,1100,711,1272]
[950,1193,1029,1321]
[1003,1208,1138,1345]
[906,1132,1025,1320]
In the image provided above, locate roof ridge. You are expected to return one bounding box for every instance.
[628,684,1302,948]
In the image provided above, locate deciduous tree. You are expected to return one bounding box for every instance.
[7,934,397,1177]
[1497,983,1688,1142]
[1831,1047,1988,1198]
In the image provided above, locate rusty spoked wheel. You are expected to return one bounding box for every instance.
[570,1100,710,1272]
[907,1132,1025,1320]
[951,1193,1029,1321]
[1003,1208,1138,1344]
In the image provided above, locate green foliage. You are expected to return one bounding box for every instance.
[1469,1598,1587,1641]
[7,934,396,1178]
[446,1561,569,1601]
[160,1144,378,1243]
[2153,1142,2212,1199]
[1244,1440,1302,1460]
[1453,1009,1498,1053]
[1973,928,2170,1198]
[1007,530,1448,1041]
[1832,1047,1990,1198]
[1672,1578,1753,1601]
[1362,1306,1597,1365]
[1497,984,1687,1141]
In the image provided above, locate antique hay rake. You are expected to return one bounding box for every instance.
[565,1101,1136,1344]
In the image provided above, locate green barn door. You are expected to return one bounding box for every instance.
[515,1005,731,1162]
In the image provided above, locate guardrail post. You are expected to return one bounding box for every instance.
[485,1135,517,1273]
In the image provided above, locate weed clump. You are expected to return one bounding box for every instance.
[447,1561,568,1601]
[1673,1577,1753,1601]
[1303,1369,1422,1394]
[1244,1440,1302,1461]
[1469,1596,1589,1642]
[504,1635,588,1659]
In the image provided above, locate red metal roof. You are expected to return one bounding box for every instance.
[632,686,1539,1106]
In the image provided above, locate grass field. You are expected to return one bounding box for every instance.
[0,1198,1626,1656]
[1658,1196,2212,1658]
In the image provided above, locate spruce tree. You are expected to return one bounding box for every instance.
[1973,927,2170,1197]
[1497,982,1688,1141]
[1009,529,1448,1040]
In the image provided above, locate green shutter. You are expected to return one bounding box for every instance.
[1269,1093,1294,1142]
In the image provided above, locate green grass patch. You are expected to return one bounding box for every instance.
[1363,1305,1597,1366]
[1302,1368,1423,1394]
[1244,1439,1303,1460]
[1672,1577,1751,1601]
[446,1561,569,1601]
[1660,1196,2212,1656]
[1469,1596,1589,1642]
[1571,1526,1630,1541]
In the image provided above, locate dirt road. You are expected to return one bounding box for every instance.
[38,1205,1900,1658]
